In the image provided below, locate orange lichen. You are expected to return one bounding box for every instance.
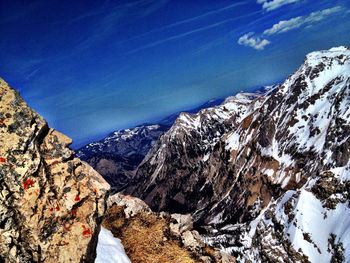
[23,179,34,189]
[82,228,92,237]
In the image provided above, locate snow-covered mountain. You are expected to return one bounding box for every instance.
[124,46,350,262]
[76,99,225,192]
[75,124,169,192]
[76,124,169,160]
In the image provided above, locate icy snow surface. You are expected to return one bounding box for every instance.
[95,226,131,263]
[272,189,350,263]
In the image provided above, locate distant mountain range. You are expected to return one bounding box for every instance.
[75,98,224,192]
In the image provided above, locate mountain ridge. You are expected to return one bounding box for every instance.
[75,97,227,192]
[123,46,350,262]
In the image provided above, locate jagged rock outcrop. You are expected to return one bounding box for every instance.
[0,78,110,262]
[123,46,350,261]
[103,193,235,263]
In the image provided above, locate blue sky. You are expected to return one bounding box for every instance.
[0,0,349,148]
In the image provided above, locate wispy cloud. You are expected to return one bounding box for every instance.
[149,1,248,29]
[126,8,261,55]
[263,6,343,35]
[257,0,300,11]
[263,16,303,35]
[115,0,249,47]
[73,0,249,54]
[73,0,170,51]
[238,32,270,50]
[239,6,345,50]
[127,18,239,54]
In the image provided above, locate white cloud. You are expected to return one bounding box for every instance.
[237,32,271,50]
[263,16,303,35]
[257,0,300,11]
[305,6,343,23]
[238,6,345,50]
[263,6,343,35]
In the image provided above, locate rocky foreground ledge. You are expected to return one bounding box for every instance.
[0,78,110,262]
[103,193,235,263]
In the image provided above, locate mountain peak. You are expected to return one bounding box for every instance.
[122,47,350,262]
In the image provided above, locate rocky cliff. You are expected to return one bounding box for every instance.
[124,46,350,262]
[0,78,110,262]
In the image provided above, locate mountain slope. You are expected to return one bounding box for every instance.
[124,46,350,262]
[124,90,266,212]
[76,99,225,192]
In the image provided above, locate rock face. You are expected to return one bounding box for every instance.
[124,46,350,261]
[103,193,235,263]
[0,78,110,262]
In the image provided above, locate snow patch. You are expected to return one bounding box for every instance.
[95,226,131,263]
